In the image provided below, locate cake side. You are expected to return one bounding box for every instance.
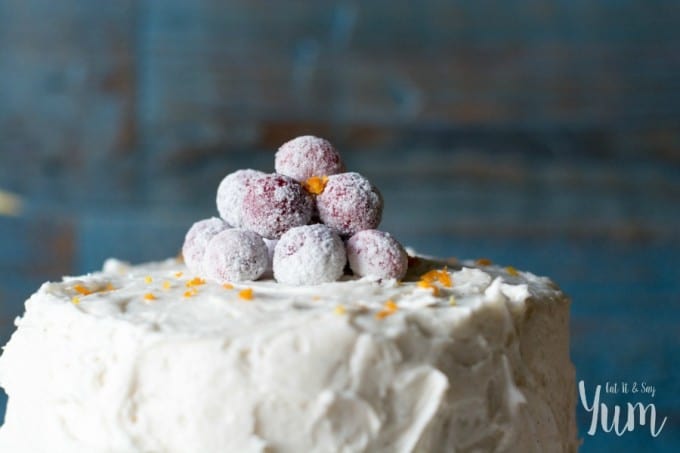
[0,258,577,452]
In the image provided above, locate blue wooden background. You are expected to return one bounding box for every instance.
[0,1,678,451]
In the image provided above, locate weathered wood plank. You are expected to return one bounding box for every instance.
[0,0,138,201]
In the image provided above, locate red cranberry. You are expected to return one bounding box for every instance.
[346,229,408,280]
[182,217,231,274]
[316,172,383,236]
[216,169,265,227]
[203,229,268,283]
[273,224,346,285]
[240,173,314,239]
[275,136,344,182]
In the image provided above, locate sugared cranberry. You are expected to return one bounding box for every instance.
[182,217,231,274]
[240,173,314,239]
[316,172,383,236]
[275,136,344,182]
[203,229,268,283]
[216,169,265,227]
[346,229,408,280]
[273,224,346,285]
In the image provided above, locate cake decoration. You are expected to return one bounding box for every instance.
[180,135,409,286]
[315,172,383,236]
[273,224,346,285]
[346,229,408,280]
[185,277,206,287]
[240,173,314,239]
[302,175,329,195]
[215,168,265,227]
[506,265,520,276]
[275,135,344,182]
[375,299,398,319]
[238,287,254,300]
[182,217,231,274]
[203,229,268,283]
[73,283,92,296]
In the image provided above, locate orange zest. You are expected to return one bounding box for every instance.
[476,258,492,266]
[143,293,157,302]
[238,288,253,300]
[222,283,234,290]
[417,280,440,296]
[303,176,329,195]
[185,277,206,288]
[73,284,93,296]
[375,299,398,319]
[506,266,519,276]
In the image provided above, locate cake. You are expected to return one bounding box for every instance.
[0,136,578,452]
[0,256,577,452]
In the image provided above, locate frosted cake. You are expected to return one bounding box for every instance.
[0,136,578,452]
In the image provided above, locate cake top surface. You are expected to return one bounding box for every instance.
[31,256,563,338]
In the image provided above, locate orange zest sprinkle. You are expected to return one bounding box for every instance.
[419,269,439,284]
[375,299,398,319]
[417,280,440,296]
[73,284,92,296]
[162,280,172,290]
[419,268,452,288]
[144,276,153,284]
[303,175,329,195]
[185,277,206,288]
[436,270,452,288]
[105,282,115,292]
[506,266,519,276]
[71,296,81,305]
[174,271,184,278]
[183,289,197,298]
[143,292,157,302]
[222,283,234,290]
[334,304,347,315]
[476,258,492,266]
[238,288,253,300]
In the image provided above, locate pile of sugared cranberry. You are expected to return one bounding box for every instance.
[182,135,408,285]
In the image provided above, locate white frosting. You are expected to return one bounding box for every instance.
[0,257,578,452]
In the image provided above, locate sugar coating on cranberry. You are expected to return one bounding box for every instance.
[203,229,268,283]
[316,172,383,236]
[241,173,314,239]
[273,224,346,285]
[275,136,344,182]
[346,230,408,280]
[216,169,266,227]
[182,217,231,274]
